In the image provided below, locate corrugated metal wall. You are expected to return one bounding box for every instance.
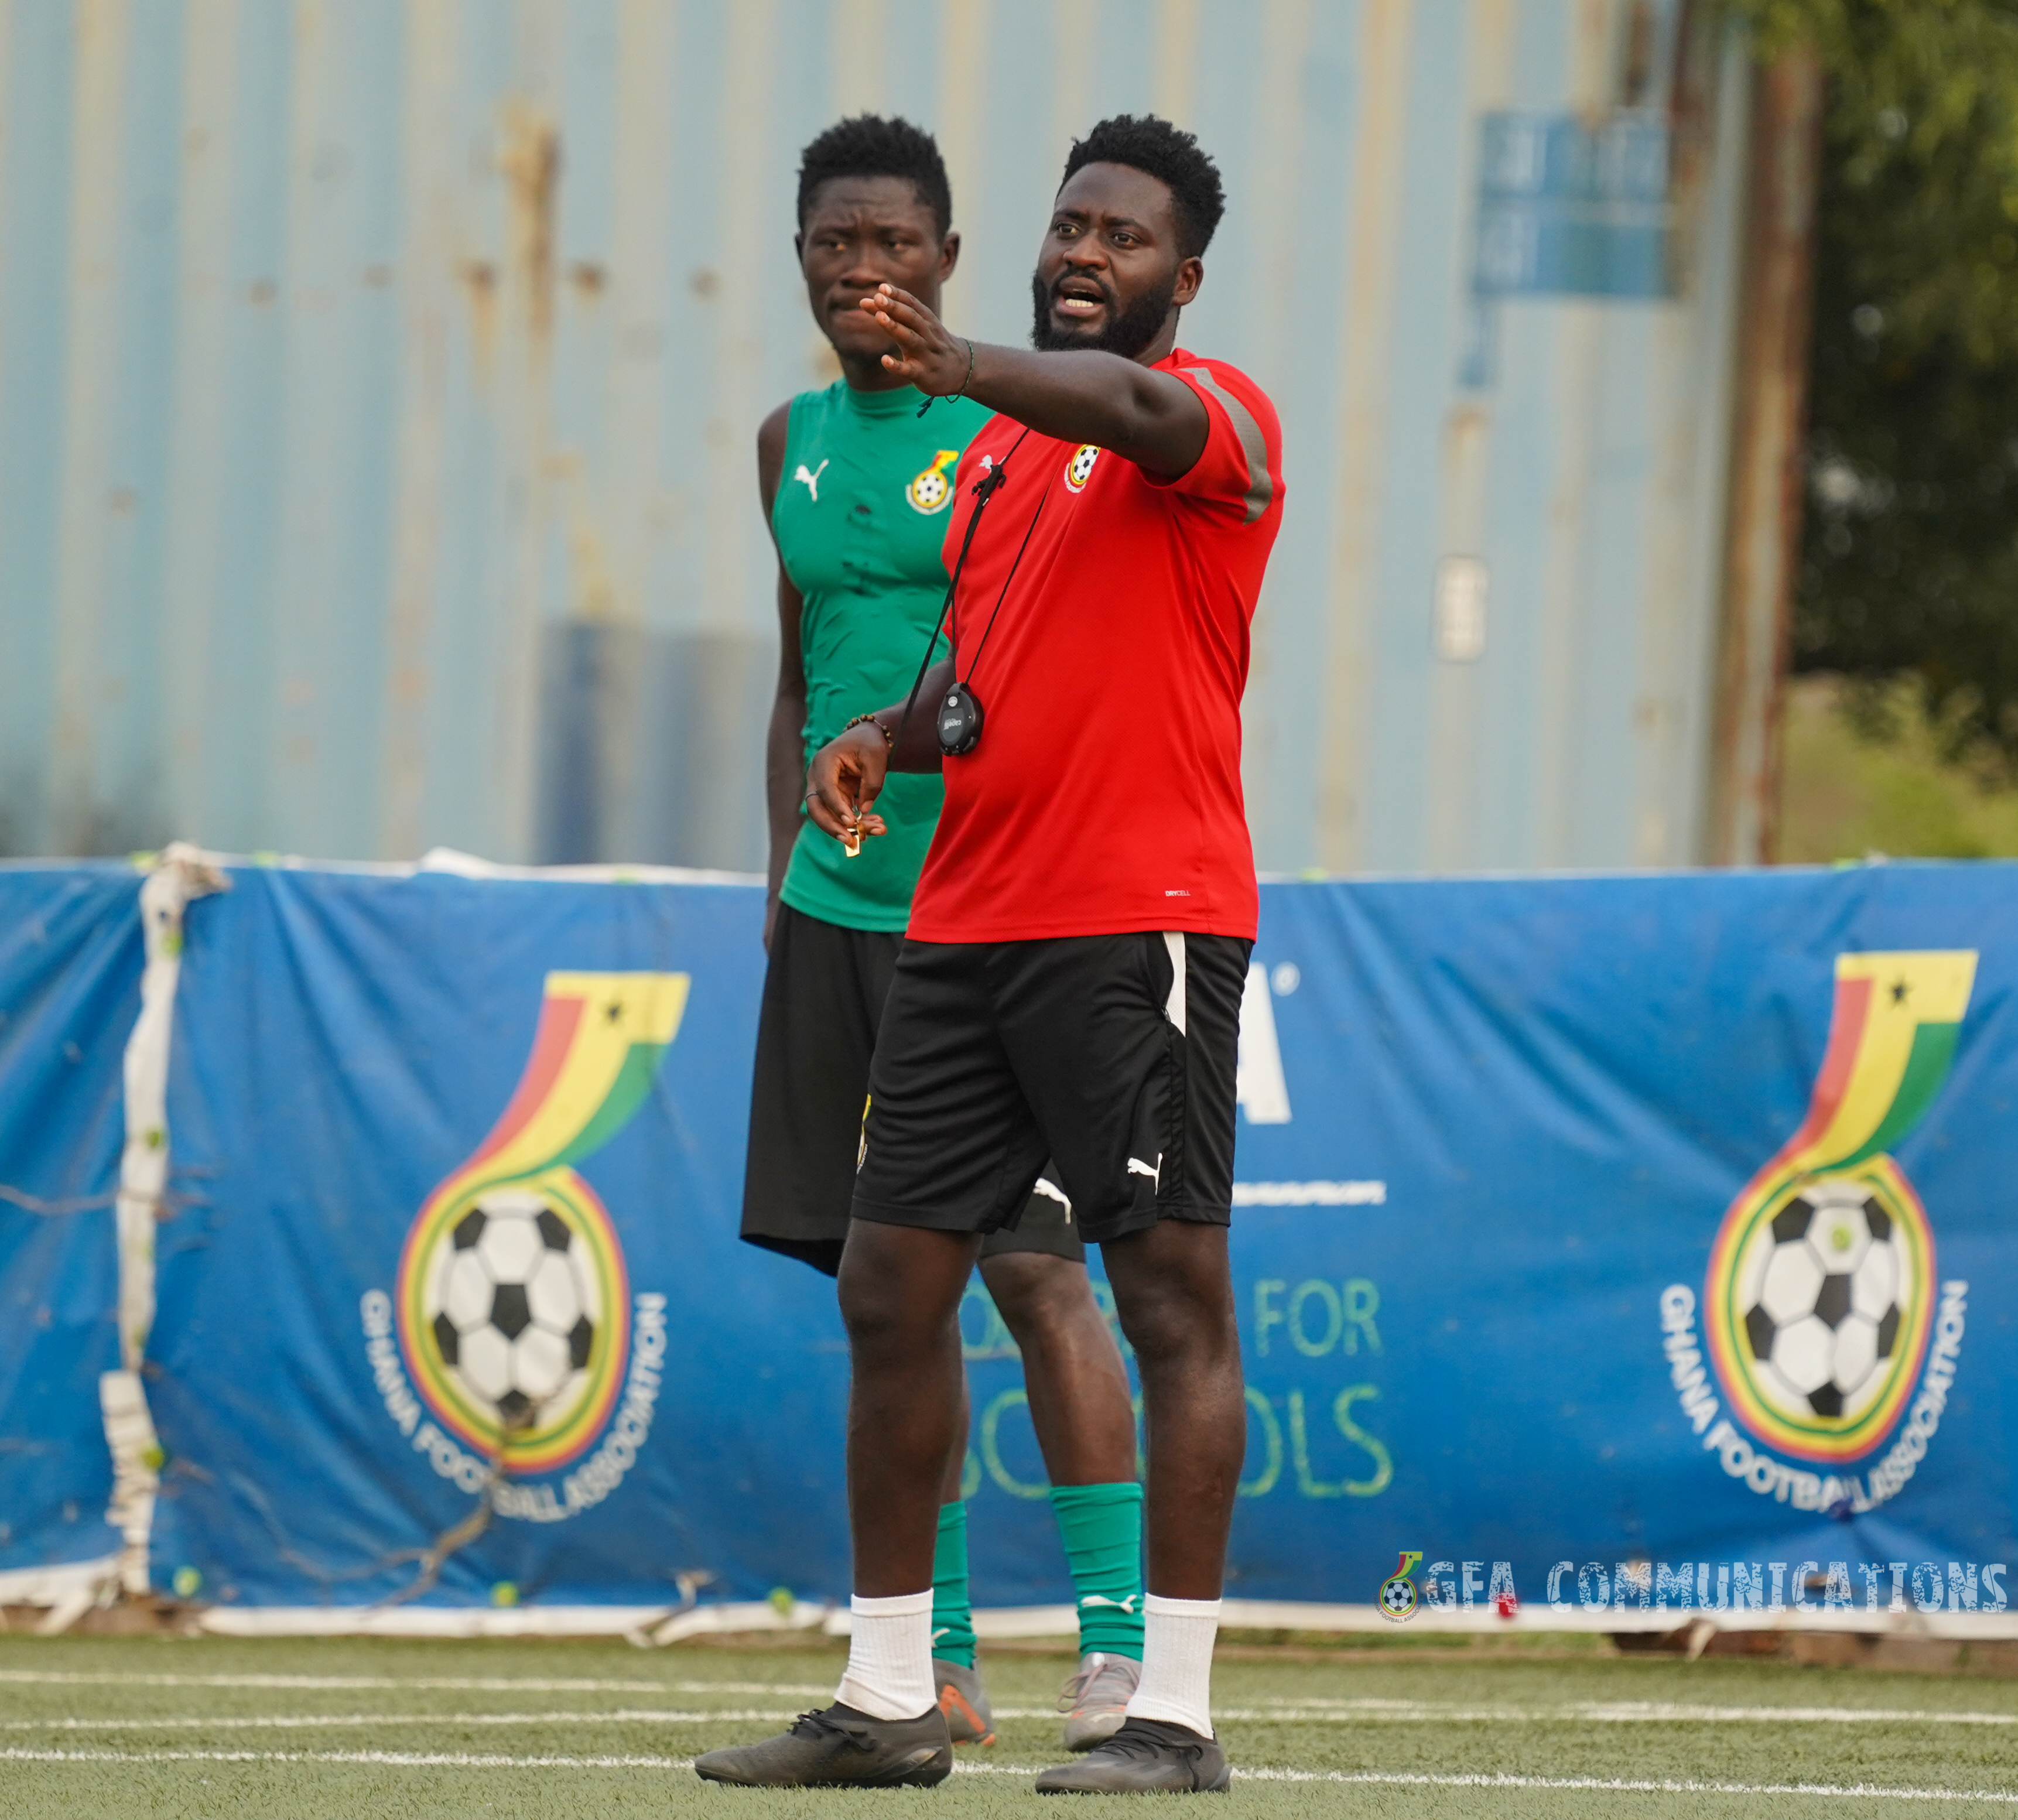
[0,0,1753,873]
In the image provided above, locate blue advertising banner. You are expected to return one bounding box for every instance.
[132,862,2017,1617]
[0,865,143,1579]
[1225,867,2014,1619]
[146,867,827,1609]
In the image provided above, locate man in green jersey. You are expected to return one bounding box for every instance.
[739,117,1144,1753]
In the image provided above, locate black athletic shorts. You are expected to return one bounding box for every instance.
[741,903,1084,1276]
[852,930,1252,1246]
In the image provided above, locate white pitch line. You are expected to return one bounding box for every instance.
[1135,1702,2018,1727]
[4,1747,2017,1802]
[0,1671,830,1695]
[0,1710,801,1733]
[0,1748,696,1768]
[1223,1768,2018,1804]
[6,1675,2007,1728]
[9,1700,2017,1730]
[1561,1702,2018,1726]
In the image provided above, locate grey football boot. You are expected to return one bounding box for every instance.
[692,1702,952,1788]
[1035,1716,1230,1794]
[1057,1651,1141,1750]
[935,1656,997,1745]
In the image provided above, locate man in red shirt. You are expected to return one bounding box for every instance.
[696,115,1282,1797]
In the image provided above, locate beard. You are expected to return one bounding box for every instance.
[1029,266,1178,358]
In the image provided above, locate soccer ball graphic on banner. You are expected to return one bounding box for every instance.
[425,1188,603,1436]
[1736,1177,1908,1422]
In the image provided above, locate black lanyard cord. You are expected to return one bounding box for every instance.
[957,477,1051,692]
[893,429,1031,748]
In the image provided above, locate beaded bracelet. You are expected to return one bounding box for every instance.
[916,339,975,418]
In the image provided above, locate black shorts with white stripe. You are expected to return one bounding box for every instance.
[741,904,1084,1274]
[851,930,1251,1247]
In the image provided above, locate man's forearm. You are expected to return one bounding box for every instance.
[764,693,809,895]
[860,284,1208,477]
[871,659,953,774]
[961,344,1203,475]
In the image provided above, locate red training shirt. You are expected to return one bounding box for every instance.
[907,348,1284,943]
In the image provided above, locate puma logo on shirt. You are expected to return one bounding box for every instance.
[793,459,829,502]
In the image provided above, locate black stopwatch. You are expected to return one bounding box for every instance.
[936,682,984,756]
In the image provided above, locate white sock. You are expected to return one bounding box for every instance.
[1123,1592,1220,1737]
[835,1590,935,1721]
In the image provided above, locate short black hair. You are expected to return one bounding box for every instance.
[796,115,952,240]
[1059,114,1225,258]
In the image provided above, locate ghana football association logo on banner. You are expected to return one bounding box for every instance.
[1377,1551,1423,1623]
[359,971,688,1523]
[1660,951,1976,1516]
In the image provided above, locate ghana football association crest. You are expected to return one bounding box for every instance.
[1064,443,1100,491]
[1661,951,1976,1516]
[907,449,960,514]
[360,971,687,1522]
[1377,1551,1422,1622]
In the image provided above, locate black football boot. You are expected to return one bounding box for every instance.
[692,1701,952,1788]
[1034,1715,1230,1793]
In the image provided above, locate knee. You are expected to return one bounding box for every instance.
[837,1230,970,1362]
[838,1271,933,1359]
[1115,1270,1237,1373]
[980,1253,1090,1342]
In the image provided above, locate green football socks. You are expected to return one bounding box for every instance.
[930,1499,977,1668]
[1050,1480,1145,1660]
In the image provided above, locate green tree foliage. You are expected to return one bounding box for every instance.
[1740,1,2018,772]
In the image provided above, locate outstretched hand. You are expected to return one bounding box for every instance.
[805,722,891,849]
[860,284,970,396]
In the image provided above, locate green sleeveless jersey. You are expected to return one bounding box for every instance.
[774,380,991,932]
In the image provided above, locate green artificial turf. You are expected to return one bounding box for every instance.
[2,1633,2016,1817]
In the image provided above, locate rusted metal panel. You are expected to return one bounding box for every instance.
[0,0,1760,873]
